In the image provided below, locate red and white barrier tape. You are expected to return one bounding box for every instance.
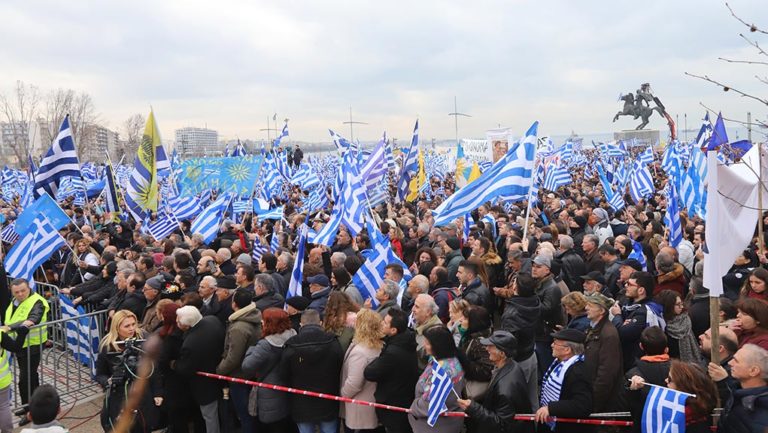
[197,371,634,426]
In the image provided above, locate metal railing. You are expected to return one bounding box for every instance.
[8,303,108,409]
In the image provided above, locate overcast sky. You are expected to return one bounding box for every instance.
[1,0,766,144]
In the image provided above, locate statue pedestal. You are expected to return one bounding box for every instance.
[613,129,660,147]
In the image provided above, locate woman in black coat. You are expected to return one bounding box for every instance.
[155,303,204,433]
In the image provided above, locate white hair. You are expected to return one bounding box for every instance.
[416,293,439,315]
[176,305,202,328]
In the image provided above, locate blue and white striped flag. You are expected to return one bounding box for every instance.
[232,199,252,215]
[608,190,626,212]
[255,206,283,221]
[542,164,571,192]
[190,193,231,244]
[291,163,321,190]
[638,146,655,166]
[427,358,454,427]
[147,211,180,241]
[641,385,689,433]
[286,224,308,300]
[352,222,412,307]
[629,239,648,271]
[1,223,19,244]
[396,120,420,202]
[251,236,269,263]
[4,216,66,288]
[629,161,655,204]
[663,183,682,248]
[434,122,537,226]
[34,116,81,198]
[360,133,388,191]
[60,295,100,376]
[273,123,289,148]
[167,194,202,221]
[270,221,282,253]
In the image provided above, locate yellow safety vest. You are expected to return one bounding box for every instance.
[4,293,49,348]
[0,334,11,389]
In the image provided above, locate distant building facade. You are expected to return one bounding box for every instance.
[175,127,219,158]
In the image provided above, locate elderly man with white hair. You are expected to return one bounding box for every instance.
[412,293,442,370]
[175,305,226,433]
[710,343,768,431]
[216,247,237,275]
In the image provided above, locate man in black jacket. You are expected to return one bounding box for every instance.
[458,330,534,433]
[175,306,225,433]
[283,309,343,433]
[535,329,593,433]
[253,274,285,311]
[555,235,586,293]
[107,272,146,320]
[364,309,419,433]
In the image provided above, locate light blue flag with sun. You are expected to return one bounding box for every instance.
[178,156,263,196]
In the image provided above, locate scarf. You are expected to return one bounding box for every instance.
[540,354,584,429]
[666,314,701,363]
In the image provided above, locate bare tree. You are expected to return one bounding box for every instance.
[0,80,40,167]
[42,88,76,145]
[121,113,145,162]
[68,92,99,161]
[686,2,768,129]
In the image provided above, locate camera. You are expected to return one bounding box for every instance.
[110,338,147,387]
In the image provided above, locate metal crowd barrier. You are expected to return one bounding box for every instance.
[3,278,109,410]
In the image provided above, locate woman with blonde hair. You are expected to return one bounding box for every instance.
[96,310,160,432]
[447,299,471,345]
[562,292,590,332]
[340,309,384,432]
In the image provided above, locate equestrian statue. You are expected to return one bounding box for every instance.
[613,83,677,140]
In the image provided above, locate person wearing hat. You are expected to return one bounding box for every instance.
[139,275,165,332]
[588,207,614,246]
[580,271,609,297]
[535,329,593,433]
[569,213,589,256]
[307,274,332,319]
[617,258,643,289]
[531,255,563,378]
[583,293,625,413]
[457,331,533,433]
[285,296,311,331]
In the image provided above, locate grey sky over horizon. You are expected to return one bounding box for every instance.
[1,0,767,144]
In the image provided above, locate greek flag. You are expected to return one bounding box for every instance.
[314,152,367,245]
[427,359,454,427]
[273,123,289,148]
[232,199,252,215]
[360,133,388,191]
[167,194,202,221]
[694,112,713,148]
[286,224,308,300]
[1,223,19,244]
[641,385,689,433]
[542,164,571,192]
[661,143,681,189]
[629,240,648,271]
[190,193,231,244]
[34,115,81,198]
[481,213,497,238]
[254,206,283,221]
[463,213,472,242]
[60,295,100,376]
[291,163,321,190]
[302,188,329,213]
[663,183,682,248]
[608,190,626,212]
[147,211,179,241]
[434,122,537,226]
[629,161,654,204]
[251,236,268,263]
[273,151,294,181]
[396,120,420,202]
[351,222,411,307]
[4,216,66,288]
[638,146,655,165]
[270,221,282,253]
[555,142,573,161]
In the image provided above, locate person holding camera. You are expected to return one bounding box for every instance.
[95,310,160,433]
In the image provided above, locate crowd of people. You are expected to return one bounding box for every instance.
[4,150,768,433]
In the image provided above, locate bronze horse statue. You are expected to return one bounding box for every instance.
[613,92,663,129]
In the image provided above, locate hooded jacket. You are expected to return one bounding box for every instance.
[217,303,262,378]
[500,295,540,362]
[241,328,297,423]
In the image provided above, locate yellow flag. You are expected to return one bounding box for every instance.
[134,110,161,212]
[406,149,427,201]
[467,161,482,184]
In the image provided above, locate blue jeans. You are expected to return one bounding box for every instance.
[229,383,257,433]
[297,419,338,433]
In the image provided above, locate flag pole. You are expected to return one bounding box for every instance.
[522,142,541,242]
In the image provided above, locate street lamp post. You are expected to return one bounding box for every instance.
[448,96,471,146]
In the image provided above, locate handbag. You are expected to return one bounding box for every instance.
[247,348,282,417]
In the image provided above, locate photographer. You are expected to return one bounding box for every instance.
[95,310,160,433]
